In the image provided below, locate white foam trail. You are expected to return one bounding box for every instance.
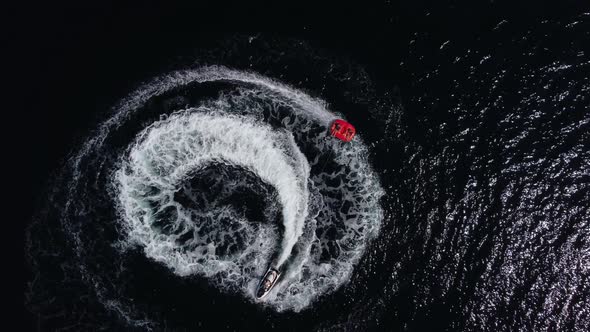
[117,112,309,270]
[63,66,384,313]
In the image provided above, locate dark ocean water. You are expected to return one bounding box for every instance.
[25,5,588,332]
[365,15,590,331]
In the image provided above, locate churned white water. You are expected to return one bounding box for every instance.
[116,111,310,274]
[62,66,383,312]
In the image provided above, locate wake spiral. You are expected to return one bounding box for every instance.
[30,65,383,325]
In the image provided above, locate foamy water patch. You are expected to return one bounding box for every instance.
[54,66,383,314]
[116,111,309,284]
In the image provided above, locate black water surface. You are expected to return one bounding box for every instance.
[24,2,589,331]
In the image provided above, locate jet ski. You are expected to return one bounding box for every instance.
[330,119,356,142]
[256,267,281,299]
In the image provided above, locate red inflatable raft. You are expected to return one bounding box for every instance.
[330,119,356,142]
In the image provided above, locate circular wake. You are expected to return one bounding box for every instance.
[117,111,310,287]
[29,65,384,326]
